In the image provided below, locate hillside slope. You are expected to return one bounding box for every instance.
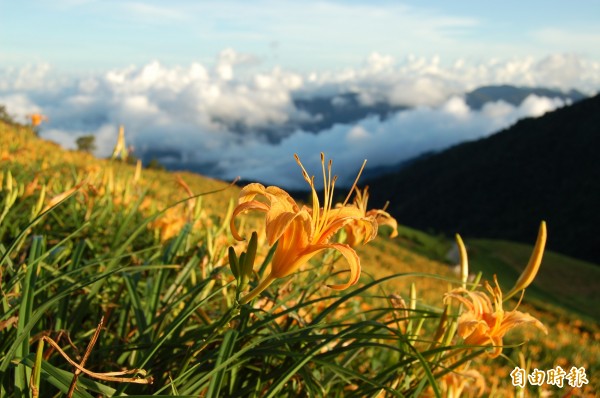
[0,119,455,290]
[3,118,598,318]
[2,119,599,396]
[367,93,600,264]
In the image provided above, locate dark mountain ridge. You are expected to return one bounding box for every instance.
[366,94,600,264]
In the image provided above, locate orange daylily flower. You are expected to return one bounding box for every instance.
[424,358,485,398]
[341,186,398,247]
[445,277,548,358]
[149,207,188,241]
[438,368,485,398]
[230,153,378,304]
[29,113,48,127]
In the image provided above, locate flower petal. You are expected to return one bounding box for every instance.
[319,206,376,244]
[268,208,311,250]
[367,209,399,238]
[264,186,299,212]
[498,310,548,336]
[270,211,313,278]
[320,243,361,290]
[237,183,268,204]
[271,242,361,289]
[264,193,304,245]
[230,200,269,241]
[487,335,504,358]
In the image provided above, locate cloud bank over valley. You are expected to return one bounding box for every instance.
[1,52,598,188]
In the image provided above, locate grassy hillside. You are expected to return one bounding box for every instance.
[367,93,600,265]
[1,120,598,396]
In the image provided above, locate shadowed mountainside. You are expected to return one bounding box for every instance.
[366,93,600,264]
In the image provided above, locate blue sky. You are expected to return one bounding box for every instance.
[3,0,600,73]
[2,1,600,187]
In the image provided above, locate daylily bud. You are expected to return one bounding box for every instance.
[241,232,258,285]
[455,234,468,289]
[229,231,258,295]
[6,170,13,192]
[134,159,142,184]
[228,246,239,279]
[32,184,47,220]
[504,221,547,300]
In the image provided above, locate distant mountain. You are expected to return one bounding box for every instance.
[366,94,600,264]
[215,92,409,144]
[293,92,408,133]
[464,85,586,109]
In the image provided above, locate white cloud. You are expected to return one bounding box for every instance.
[94,124,120,155]
[0,64,59,92]
[532,54,600,91]
[215,49,260,81]
[0,93,42,123]
[346,125,370,142]
[517,95,567,118]
[481,100,514,119]
[218,95,569,189]
[43,129,78,150]
[304,53,600,108]
[442,96,470,118]
[0,52,596,188]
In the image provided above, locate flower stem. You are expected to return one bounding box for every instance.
[239,274,276,305]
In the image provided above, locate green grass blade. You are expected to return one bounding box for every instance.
[206,329,238,398]
[31,339,44,397]
[123,273,150,341]
[14,235,43,396]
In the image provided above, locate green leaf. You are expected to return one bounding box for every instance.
[206,329,239,398]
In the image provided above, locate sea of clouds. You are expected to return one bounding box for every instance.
[1,51,599,188]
